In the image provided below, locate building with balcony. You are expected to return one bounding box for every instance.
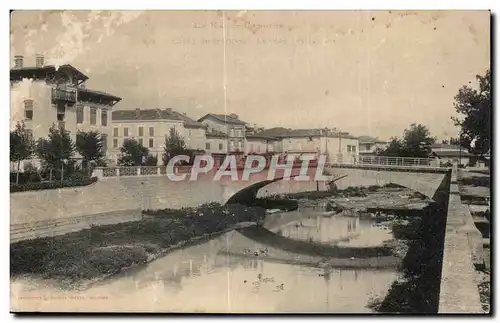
[358,135,388,157]
[111,108,206,164]
[198,113,247,154]
[10,54,121,168]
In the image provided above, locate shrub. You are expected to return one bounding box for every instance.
[10,176,98,193]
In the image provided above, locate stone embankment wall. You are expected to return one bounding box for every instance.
[438,167,484,313]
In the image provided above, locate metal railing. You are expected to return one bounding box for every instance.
[356,156,439,168]
[51,86,77,103]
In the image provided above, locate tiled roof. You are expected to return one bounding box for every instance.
[198,113,247,125]
[79,88,121,101]
[431,143,461,149]
[255,127,358,139]
[358,135,387,143]
[169,111,205,128]
[246,134,279,141]
[112,109,183,121]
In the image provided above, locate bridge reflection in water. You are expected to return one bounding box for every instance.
[11,202,405,313]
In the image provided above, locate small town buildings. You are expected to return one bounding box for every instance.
[10,54,121,169]
[111,108,205,164]
[254,127,360,164]
[198,113,247,154]
[429,143,474,166]
[358,135,389,157]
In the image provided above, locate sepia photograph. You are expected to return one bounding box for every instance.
[9,9,491,314]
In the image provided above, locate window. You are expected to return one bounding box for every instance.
[219,143,223,150]
[229,129,234,137]
[90,107,97,125]
[101,110,107,126]
[149,138,154,148]
[229,140,235,150]
[56,103,65,121]
[113,139,118,148]
[347,145,352,152]
[24,100,33,120]
[124,127,129,137]
[138,126,144,137]
[149,127,154,136]
[139,138,143,146]
[76,105,84,124]
[352,145,356,153]
[113,127,118,137]
[206,142,211,150]
[101,134,108,151]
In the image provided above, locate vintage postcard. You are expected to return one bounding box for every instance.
[9,10,491,314]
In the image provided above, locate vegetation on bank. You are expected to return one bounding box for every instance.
[10,176,98,193]
[10,203,266,286]
[263,183,407,201]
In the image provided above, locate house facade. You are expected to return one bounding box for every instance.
[430,143,474,166]
[357,135,388,157]
[255,128,360,164]
[10,54,121,169]
[111,108,206,164]
[198,113,247,154]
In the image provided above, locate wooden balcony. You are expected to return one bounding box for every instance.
[51,86,77,103]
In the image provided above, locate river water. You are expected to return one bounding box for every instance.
[11,199,401,313]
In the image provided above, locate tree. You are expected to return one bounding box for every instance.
[377,124,435,158]
[35,124,75,178]
[163,128,189,165]
[76,130,107,172]
[377,137,404,157]
[10,121,34,184]
[451,69,491,156]
[118,139,149,166]
[144,154,158,166]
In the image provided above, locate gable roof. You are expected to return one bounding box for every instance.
[10,64,88,82]
[198,113,247,125]
[358,135,387,144]
[169,111,205,128]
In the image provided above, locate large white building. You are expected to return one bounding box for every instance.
[254,128,360,163]
[110,108,206,164]
[10,54,121,168]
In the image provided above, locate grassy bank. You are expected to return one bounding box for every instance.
[10,202,266,288]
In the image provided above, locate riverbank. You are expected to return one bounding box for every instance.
[10,202,267,290]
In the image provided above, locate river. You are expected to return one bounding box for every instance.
[11,198,403,313]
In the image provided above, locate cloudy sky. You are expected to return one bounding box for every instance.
[10,10,490,140]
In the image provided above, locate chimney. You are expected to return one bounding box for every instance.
[135,108,141,118]
[166,108,172,113]
[229,113,238,119]
[36,53,45,67]
[14,55,24,69]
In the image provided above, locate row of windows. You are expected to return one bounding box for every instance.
[113,126,155,138]
[205,143,224,150]
[113,138,155,148]
[22,100,108,127]
[77,105,108,126]
[347,145,357,152]
[229,128,244,137]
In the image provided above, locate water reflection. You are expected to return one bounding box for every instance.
[12,223,398,313]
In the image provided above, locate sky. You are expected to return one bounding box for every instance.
[10,10,490,141]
